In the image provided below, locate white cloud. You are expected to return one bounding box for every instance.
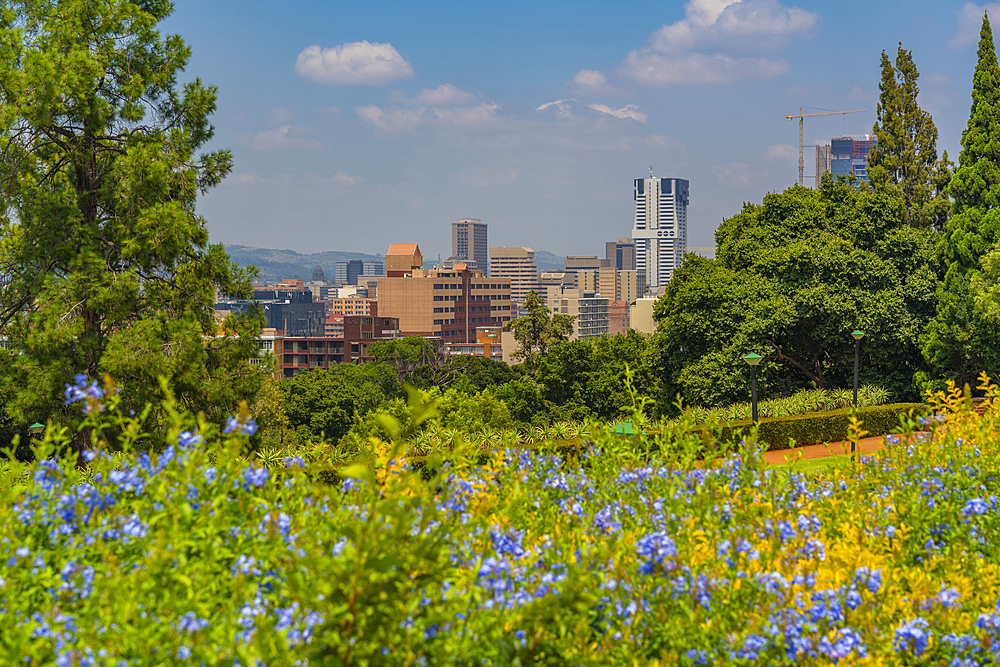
[587,103,648,123]
[652,0,817,53]
[621,52,789,85]
[536,99,577,118]
[847,86,869,102]
[765,143,796,160]
[453,167,519,189]
[951,3,1000,49]
[355,102,499,133]
[573,69,607,87]
[295,41,414,85]
[270,107,292,123]
[713,161,750,185]
[226,172,358,188]
[330,171,357,186]
[391,84,476,106]
[240,125,327,151]
[604,0,813,87]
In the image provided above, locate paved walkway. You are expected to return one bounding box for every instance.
[762,432,928,465]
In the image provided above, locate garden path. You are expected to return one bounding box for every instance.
[762,432,930,465]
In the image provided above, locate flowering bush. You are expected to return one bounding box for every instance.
[2,374,1000,664]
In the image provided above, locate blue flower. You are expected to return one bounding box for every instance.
[962,497,991,517]
[894,617,930,656]
[177,646,191,660]
[284,455,306,469]
[223,415,258,436]
[63,375,106,413]
[177,431,203,448]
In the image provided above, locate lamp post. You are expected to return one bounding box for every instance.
[851,330,865,458]
[29,422,44,436]
[743,353,763,423]
[851,331,865,409]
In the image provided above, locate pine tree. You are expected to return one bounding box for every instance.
[920,12,1000,389]
[0,0,263,427]
[868,43,952,228]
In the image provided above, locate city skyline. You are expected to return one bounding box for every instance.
[164,0,993,260]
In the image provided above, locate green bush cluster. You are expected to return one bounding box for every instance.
[709,402,927,451]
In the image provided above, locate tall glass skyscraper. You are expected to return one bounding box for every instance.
[631,175,689,289]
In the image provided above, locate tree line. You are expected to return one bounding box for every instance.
[3,2,1000,451]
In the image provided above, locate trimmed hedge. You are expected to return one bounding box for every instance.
[704,402,927,452]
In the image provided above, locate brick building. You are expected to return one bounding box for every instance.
[378,263,513,343]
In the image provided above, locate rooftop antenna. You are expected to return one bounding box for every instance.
[649,164,653,179]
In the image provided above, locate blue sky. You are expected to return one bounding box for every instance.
[164,0,996,260]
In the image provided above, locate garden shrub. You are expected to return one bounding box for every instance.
[710,402,927,450]
[6,374,1000,665]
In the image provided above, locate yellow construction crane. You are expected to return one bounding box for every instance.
[785,107,866,186]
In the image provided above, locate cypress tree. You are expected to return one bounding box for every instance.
[920,12,1000,389]
[943,10,1000,282]
[868,44,952,229]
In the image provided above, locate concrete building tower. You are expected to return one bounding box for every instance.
[452,219,489,276]
[631,173,689,289]
[489,247,538,302]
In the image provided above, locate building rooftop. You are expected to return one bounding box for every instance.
[387,243,421,256]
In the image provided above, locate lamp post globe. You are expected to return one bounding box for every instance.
[851,330,865,459]
[743,353,763,423]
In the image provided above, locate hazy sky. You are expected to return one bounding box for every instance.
[164,0,994,260]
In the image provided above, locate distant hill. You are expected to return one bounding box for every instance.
[534,250,567,272]
[226,245,568,282]
[225,246,383,283]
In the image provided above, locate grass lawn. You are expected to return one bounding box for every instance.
[769,452,856,474]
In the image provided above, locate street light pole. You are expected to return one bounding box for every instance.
[851,330,865,457]
[743,353,763,423]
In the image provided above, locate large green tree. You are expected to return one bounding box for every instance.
[506,290,575,370]
[0,0,261,425]
[921,12,1000,389]
[655,180,941,408]
[868,43,953,229]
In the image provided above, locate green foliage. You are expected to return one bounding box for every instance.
[507,290,575,370]
[922,13,1000,390]
[369,336,436,381]
[438,387,514,433]
[282,364,400,444]
[655,180,940,408]
[0,0,262,425]
[708,402,926,451]
[535,330,659,420]
[341,385,514,453]
[670,384,892,425]
[868,43,953,229]
[972,241,1000,323]
[250,376,296,449]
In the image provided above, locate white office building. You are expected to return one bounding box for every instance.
[631,175,689,289]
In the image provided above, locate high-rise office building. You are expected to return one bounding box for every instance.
[490,247,538,302]
[829,135,875,184]
[606,238,636,271]
[334,260,364,285]
[815,145,831,184]
[632,175,689,289]
[377,266,513,343]
[620,270,647,304]
[452,219,489,276]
